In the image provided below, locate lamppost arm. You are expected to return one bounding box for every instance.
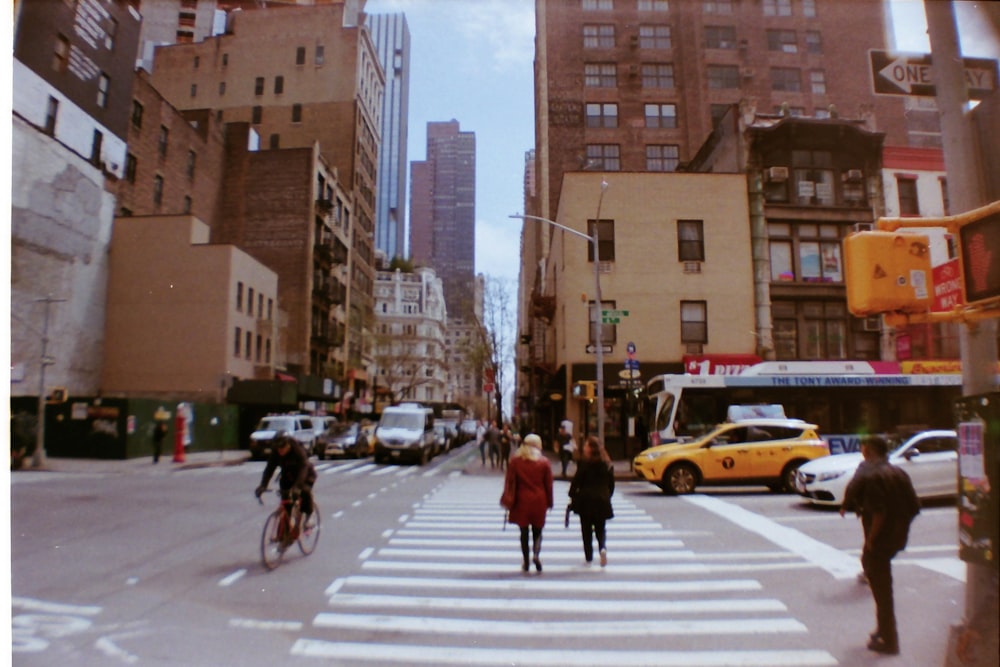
[509,214,593,245]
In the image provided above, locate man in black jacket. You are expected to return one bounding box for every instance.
[841,434,921,656]
[255,433,317,526]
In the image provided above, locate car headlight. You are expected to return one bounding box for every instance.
[816,470,847,482]
[643,450,668,461]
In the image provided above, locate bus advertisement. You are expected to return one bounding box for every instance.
[645,361,963,454]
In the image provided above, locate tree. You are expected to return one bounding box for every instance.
[469,276,516,427]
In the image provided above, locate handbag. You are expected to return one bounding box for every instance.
[500,473,516,510]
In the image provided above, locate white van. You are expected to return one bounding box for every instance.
[373,403,436,465]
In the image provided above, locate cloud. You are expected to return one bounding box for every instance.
[475,216,521,281]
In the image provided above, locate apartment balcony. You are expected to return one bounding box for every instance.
[530,293,556,322]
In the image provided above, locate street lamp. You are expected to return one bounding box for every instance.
[510,179,609,445]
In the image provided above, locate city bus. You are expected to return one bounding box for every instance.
[644,361,963,454]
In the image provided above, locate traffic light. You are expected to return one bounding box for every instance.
[844,231,933,316]
[958,208,1000,306]
[572,381,596,400]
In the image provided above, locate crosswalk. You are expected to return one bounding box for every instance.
[287,475,839,666]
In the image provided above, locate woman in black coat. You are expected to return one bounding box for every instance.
[568,435,615,566]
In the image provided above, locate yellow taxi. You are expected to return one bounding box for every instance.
[633,418,828,494]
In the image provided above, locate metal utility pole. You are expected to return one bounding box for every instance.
[925,2,998,664]
[33,296,65,468]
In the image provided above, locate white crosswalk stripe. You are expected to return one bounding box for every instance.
[296,475,839,666]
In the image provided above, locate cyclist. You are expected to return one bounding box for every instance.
[255,432,317,530]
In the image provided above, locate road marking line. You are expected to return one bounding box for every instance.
[217,569,247,587]
[683,494,859,580]
[334,574,763,594]
[386,538,685,549]
[327,593,786,615]
[370,466,399,476]
[11,597,101,616]
[358,547,374,560]
[291,641,837,666]
[311,612,807,636]
[375,547,695,561]
[229,618,303,632]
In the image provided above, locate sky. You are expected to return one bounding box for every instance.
[363,0,999,285]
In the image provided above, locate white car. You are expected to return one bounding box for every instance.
[794,429,958,506]
[248,414,317,460]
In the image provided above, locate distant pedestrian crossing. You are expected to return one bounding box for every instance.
[285,475,839,666]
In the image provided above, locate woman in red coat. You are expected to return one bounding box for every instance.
[504,433,554,572]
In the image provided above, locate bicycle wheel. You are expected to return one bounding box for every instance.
[298,502,321,555]
[261,509,287,570]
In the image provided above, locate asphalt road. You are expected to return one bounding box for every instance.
[10,444,966,666]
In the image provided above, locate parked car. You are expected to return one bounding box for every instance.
[314,421,369,460]
[633,418,829,494]
[432,422,457,454]
[795,429,958,506]
[248,414,316,460]
[459,419,478,443]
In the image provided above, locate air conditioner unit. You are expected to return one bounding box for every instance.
[628,65,639,77]
[853,222,874,232]
[741,67,755,78]
[629,35,639,47]
[683,261,702,274]
[766,166,789,182]
[842,169,864,182]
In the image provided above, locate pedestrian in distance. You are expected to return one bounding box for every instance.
[487,423,501,469]
[501,433,554,573]
[498,423,513,471]
[476,420,488,466]
[151,420,168,464]
[556,421,576,479]
[569,435,615,566]
[840,434,921,656]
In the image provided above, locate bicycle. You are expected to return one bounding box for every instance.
[257,489,321,570]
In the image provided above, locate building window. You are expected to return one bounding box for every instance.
[584,63,617,87]
[183,196,192,213]
[248,288,255,315]
[252,106,262,124]
[292,104,302,122]
[646,144,679,171]
[315,45,325,65]
[218,81,226,95]
[586,102,618,128]
[585,144,620,171]
[768,222,843,283]
[582,0,614,9]
[296,46,306,65]
[187,150,196,180]
[641,63,674,88]
[269,134,280,149]
[766,29,797,53]
[125,153,137,183]
[763,0,792,16]
[805,31,822,54]
[267,298,274,320]
[702,0,733,14]
[589,300,618,346]
[803,0,817,17]
[256,335,263,362]
[131,100,143,129]
[193,55,199,68]
[91,130,103,165]
[707,64,739,89]
[810,70,826,94]
[586,218,616,262]
[638,0,669,10]
[245,331,252,360]
[939,177,949,215]
[802,302,847,359]
[897,177,919,215]
[639,24,671,49]
[583,24,615,48]
[97,74,110,108]
[792,150,834,205]
[274,76,284,94]
[190,83,197,97]
[680,301,708,344]
[45,96,58,136]
[236,282,244,311]
[644,103,677,128]
[771,67,801,92]
[704,25,736,49]
[677,220,704,261]
[158,126,169,157]
[234,327,242,356]
[222,53,229,67]
[254,77,264,95]
[153,175,164,206]
[53,34,70,72]
[265,339,272,363]
[258,293,264,316]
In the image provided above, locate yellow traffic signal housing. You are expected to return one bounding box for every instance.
[844,231,932,316]
[572,381,596,400]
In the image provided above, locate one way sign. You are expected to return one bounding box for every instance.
[869,49,998,100]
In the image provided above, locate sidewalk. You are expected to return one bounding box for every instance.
[11,449,251,475]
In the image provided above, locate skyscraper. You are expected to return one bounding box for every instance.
[409,120,476,320]
[367,12,411,263]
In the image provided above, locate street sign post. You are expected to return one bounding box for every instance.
[869,50,998,99]
[601,309,629,324]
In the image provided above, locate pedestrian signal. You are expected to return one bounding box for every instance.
[958,209,1000,306]
[844,231,932,316]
